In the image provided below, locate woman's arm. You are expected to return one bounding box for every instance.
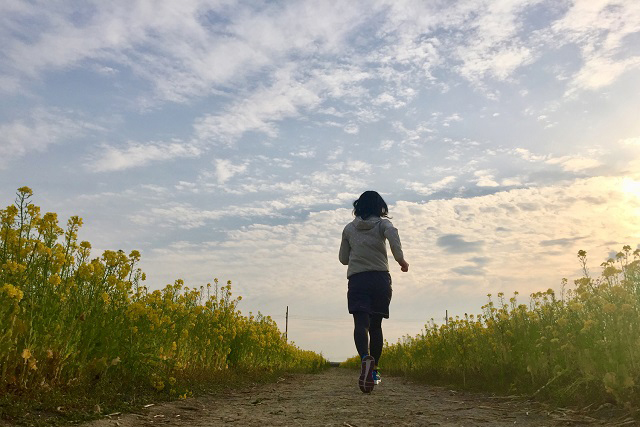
[382,220,408,272]
[339,229,350,265]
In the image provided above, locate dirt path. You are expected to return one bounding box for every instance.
[83,368,618,427]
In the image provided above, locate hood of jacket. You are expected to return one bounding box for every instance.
[352,216,382,230]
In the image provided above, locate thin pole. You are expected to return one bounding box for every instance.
[285,306,289,342]
[445,309,448,327]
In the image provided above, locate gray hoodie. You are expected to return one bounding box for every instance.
[339,216,405,278]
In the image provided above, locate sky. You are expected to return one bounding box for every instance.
[2,0,640,362]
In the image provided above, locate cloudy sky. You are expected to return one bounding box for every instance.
[2,0,640,361]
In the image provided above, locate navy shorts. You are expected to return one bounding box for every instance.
[347,271,392,319]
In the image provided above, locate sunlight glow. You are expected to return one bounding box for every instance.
[622,178,640,197]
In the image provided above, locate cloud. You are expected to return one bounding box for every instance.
[436,234,483,254]
[621,137,640,146]
[474,170,500,187]
[552,0,640,94]
[379,140,395,151]
[290,149,316,159]
[343,123,359,134]
[540,237,585,247]
[214,159,248,184]
[194,67,322,143]
[372,92,406,109]
[514,148,547,162]
[131,201,289,229]
[442,113,462,127]
[449,0,542,86]
[546,156,601,172]
[342,160,371,174]
[569,56,640,93]
[452,265,486,276]
[398,176,457,196]
[0,109,101,167]
[0,1,369,101]
[88,140,202,172]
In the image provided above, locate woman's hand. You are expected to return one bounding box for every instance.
[398,259,409,272]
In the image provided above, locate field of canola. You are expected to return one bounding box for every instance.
[0,187,327,419]
[346,244,640,412]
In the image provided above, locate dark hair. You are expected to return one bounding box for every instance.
[353,191,389,219]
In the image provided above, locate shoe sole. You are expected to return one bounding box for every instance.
[359,356,375,393]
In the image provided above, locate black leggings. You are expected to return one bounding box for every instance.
[353,311,383,367]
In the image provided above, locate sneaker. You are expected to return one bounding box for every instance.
[373,369,381,385]
[359,355,375,393]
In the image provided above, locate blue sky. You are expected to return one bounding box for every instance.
[2,0,640,361]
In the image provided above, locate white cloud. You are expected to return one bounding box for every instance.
[379,139,395,151]
[89,140,201,172]
[0,109,101,166]
[546,155,601,172]
[399,176,457,196]
[214,159,247,184]
[343,123,359,134]
[392,121,434,147]
[621,137,640,146]
[344,160,371,174]
[552,0,640,94]
[442,113,463,127]
[501,177,522,186]
[290,149,316,159]
[194,67,322,143]
[568,56,640,93]
[327,147,344,161]
[131,201,288,229]
[449,0,542,85]
[474,169,500,187]
[514,148,547,162]
[0,1,370,102]
[372,92,406,109]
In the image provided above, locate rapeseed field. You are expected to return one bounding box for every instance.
[0,187,327,421]
[345,246,640,411]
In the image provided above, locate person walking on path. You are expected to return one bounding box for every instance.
[339,191,409,393]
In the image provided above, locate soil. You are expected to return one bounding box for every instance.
[82,368,630,427]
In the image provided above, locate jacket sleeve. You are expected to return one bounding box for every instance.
[339,228,350,265]
[382,220,405,262]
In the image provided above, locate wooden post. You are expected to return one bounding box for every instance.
[445,309,448,327]
[285,306,289,342]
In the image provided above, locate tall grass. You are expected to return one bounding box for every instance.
[0,187,326,417]
[345,247,640,410]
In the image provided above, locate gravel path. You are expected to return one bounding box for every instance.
[83,368,619,426]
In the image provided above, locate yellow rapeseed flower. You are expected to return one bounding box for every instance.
[21,348,32,360]
[3,261,27,274]
[2,283,24,301]
[48,275,61,287]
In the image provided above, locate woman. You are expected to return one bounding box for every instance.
[339,191,409,393]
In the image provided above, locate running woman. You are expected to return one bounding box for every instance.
[339,191,409,393]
